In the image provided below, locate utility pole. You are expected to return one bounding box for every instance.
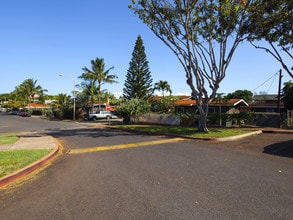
[277,69,282,128]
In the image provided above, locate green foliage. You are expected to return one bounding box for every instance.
[151,95,178,113]
[226,111,255,126]
[116,98,151,123]
[183,111,255,127]
[245,0,293,49]
[45,110,53,119]
[52,109,64,119]
[14,78,47,105]
[130,0,252,132]
[244,0,293,77]
[117,125,255,138]
[282,81,293,109]
[79,57,118,106]
[179,112,199,127]
[31,109,43,116]
[0,136,19,145]
[153,80,172,97]
[225,90,253,103]
[123,35,153,100]
[207,113,227,126]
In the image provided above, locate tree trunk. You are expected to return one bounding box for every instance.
[197,103,209,132]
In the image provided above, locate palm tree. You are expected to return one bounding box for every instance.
[79,58,118,109]
[53,93,70,109]
[153,80,172,98]
[15,78,47,106]
[214,93,226,127]
[80,80,98,112]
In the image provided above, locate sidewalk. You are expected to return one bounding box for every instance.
[0,133,59,187]
[0,135,56,151]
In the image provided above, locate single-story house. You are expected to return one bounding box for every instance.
[250,94,285,113]
[172,97,249,114]
[24,103,51,112]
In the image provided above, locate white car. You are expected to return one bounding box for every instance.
[87,111,117,120]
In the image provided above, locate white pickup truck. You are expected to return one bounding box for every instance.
[87,110,116,121]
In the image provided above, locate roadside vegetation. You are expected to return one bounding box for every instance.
[0,149,51,178]
[116,125,255,139]
[0,1,292,129]
[0,135,19,145]
[0,135,51,178]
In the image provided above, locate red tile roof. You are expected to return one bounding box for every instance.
[172,98,248,106]
[27,103,50,108]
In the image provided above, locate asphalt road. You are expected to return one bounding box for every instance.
[0,113,292,219]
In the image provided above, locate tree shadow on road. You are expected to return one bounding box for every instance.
[263,139,293,158]
[43,127,155,139]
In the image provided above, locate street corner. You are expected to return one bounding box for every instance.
[0,136,60,188]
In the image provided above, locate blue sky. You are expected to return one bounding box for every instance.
[1,0,291,97]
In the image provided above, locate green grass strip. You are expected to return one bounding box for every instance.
[0,136,19,145]
[117,125,254,138]
[0,149,51,178]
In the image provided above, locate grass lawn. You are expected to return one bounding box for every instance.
[0,149,51,178]
[116,125,255,138]
[0,135,19,145]
[0,134,51,178]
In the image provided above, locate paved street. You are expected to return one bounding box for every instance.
[0,113,292,219]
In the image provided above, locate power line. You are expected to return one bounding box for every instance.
[252,71,278,92]
[266,74,277,93]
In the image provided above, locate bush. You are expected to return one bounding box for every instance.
[31,109,43,116]
[116,98,151,124]
[180,112,199,126]
[53,109,63,119]
[226,111,255,126]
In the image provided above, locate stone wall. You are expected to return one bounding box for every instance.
[130,113,180,126]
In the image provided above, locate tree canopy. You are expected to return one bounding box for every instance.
[123,35,153,100]
[130,0,252,132]
[14,78,47,105]
[244,0,293,78]
[153,80,172,97]
[225,90,253,103]
[79,58,118,107]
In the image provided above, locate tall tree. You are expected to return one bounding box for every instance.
[244,0,293,78]
[14,78,47,105]
[123,35,153,100]
[79,58,118,108]
[154,80,172,98]
[52,93,70,110]
[80,80,98,110]
[130,0,251,132]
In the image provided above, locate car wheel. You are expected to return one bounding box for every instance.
[93,116,97,121]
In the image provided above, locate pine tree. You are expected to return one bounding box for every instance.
[123,35,153,100]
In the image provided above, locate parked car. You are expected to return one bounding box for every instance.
[110,111,118,119]
[11,110,20,115]
[19,111,31,117]
[86,110,117,121]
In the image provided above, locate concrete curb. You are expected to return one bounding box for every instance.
[212,130,263,142]
[0,138,60,188]
[107,126,263,142]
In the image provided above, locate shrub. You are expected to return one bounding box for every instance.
[180,112,198,126]
[116,98,151,123]
[31,109,42,115]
